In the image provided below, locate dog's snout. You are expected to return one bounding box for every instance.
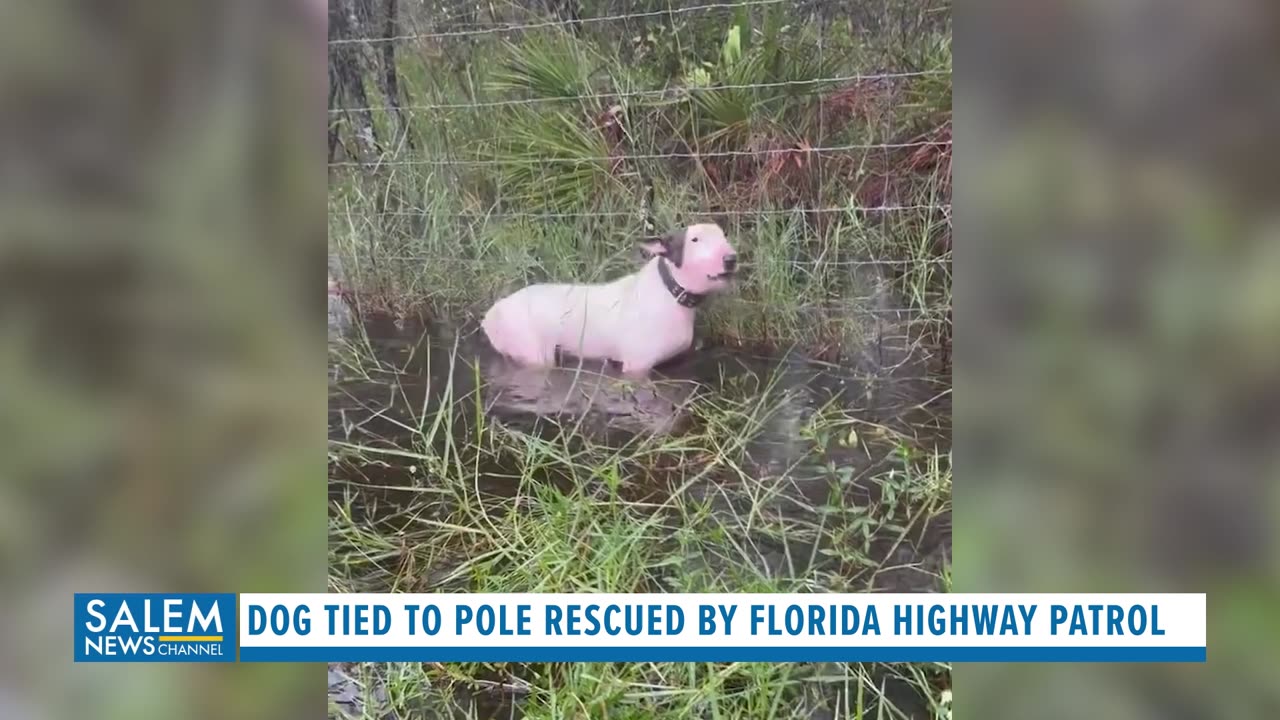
[723,254,738,271]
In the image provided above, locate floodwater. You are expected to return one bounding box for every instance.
[327,292,951,719]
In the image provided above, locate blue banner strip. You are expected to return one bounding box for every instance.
[238,646,1207,663]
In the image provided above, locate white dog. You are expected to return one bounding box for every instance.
[481,223,738,377]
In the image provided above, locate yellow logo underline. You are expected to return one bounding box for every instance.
[158,636,224,642]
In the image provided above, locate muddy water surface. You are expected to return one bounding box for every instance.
[327,296,951,719]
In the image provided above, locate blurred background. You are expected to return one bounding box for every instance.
[955,0,1279,718]
[2,0,1276,718]
[0,1,327,719]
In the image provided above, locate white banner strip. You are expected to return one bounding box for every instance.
[236,593,1206,663]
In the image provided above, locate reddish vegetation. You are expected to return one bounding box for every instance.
[820,76,899,132]
[695,78,950,222]
[906,117,952,197]
[581,74,951,230]
[851,116,951,217]
[595,104,628,175]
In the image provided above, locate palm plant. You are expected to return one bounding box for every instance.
[482,32,624,211]
[494,108,617,211]
[677,10,849,152]
[485,32,598,99]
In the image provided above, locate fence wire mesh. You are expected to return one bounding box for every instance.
[327,0,952,370]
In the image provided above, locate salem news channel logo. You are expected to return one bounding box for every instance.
[74,593,237,662]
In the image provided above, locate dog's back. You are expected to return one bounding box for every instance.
[483,275,636,366]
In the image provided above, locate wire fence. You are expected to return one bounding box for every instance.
[364,204,949,219]
[329,70,948,113]
[328,141,952,168]
[330,0,790,44]
[327,0,953,362]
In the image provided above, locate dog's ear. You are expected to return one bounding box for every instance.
[637,229,685,266]
[637,236,666,255]
[663,229,686,266]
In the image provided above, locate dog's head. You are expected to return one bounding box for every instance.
[639,222,738,294]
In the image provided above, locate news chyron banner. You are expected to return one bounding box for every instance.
[73,593,1206,663]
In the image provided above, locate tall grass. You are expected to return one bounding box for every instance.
[328,7,953,362]
[328,335,952,719]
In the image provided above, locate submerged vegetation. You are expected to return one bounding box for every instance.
[328,0,952,717]
[329,322,951,718]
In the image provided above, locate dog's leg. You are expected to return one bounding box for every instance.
[619,360,651,381]
[534,342,557,367]
[510,338,555,368]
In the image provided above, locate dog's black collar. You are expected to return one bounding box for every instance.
[657,257,705,308]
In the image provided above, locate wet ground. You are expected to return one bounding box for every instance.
[327,293,952,719]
